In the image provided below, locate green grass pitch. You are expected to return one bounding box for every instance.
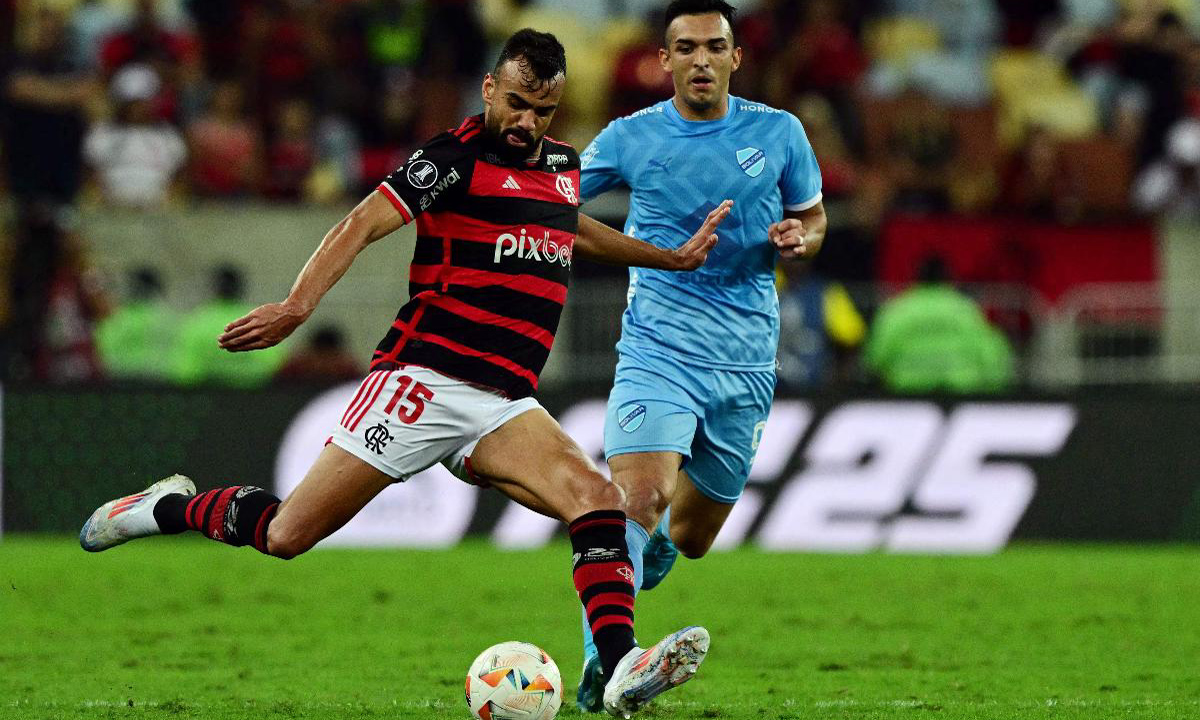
[2,536,1199,719]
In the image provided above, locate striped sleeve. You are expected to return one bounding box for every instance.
[378,124,476,223]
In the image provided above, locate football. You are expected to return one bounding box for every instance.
[465,641,563,720]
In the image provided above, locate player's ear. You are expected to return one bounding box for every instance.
[482,73,495,107]
[658,47,671,72]
[731,46,743,73]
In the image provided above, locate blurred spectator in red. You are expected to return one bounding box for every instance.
[264,97,315,201]
[99,0,200,122]
[84,64,187,208]
[767,0,867,104]
[100,0,198,75]
[187,80,262,198]
[5,203,109,383]
[608,13,673,119]
[275,325,362,385]
[4,7,96,206]
[244,0,314,115]
[734,0,800,99]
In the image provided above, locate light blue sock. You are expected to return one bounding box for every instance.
[581,519,650,663]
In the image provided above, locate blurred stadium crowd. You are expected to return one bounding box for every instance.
[1,0,1196,390]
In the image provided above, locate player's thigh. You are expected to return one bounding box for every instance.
[470,407,620,524]
[270,443,395,556]
[604,358,702,515]
[686,367,776,505]
[669,470,736,559]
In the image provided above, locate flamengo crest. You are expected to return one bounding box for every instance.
[556,175,577,204]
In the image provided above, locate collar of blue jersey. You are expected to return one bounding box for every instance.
[665,94,740,132]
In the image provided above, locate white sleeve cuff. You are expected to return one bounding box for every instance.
[784,192,823,212]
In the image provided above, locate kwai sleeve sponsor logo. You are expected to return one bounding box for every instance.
[418,166,462,211]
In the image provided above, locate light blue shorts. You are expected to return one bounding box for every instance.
[603,351,776,504]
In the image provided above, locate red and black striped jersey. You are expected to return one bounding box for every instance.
[372,115,582,398]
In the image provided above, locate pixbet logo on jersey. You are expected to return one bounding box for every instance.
[493,228,572,267]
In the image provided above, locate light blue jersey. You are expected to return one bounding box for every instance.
[575,96,823,682]
[580,95,822,371]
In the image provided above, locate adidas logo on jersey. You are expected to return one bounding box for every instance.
[502,176,521,190]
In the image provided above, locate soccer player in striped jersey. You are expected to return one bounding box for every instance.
[571,0,828,710]
[79,29,727,718]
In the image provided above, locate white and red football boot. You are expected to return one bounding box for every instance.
[79,474,196,552]
[602,625,710,718]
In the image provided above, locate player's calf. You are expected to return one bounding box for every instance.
[667,515,723,560]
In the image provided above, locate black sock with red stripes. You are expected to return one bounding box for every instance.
[569,509,638,677]
[154,487,280,554]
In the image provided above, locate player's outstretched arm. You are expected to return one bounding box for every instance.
[769,201,827,261]
[218,191,407,352]
[575,200,732,271]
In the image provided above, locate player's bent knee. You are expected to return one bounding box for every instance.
[625,481,671,517]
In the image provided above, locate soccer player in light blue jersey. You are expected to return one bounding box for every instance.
[574,0,827,711]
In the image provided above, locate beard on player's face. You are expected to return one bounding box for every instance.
[483,109,542,162]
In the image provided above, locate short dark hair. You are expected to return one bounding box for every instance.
[664,0,737,38]
[493,28,566,88]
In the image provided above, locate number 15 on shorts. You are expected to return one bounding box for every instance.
[384,374,435,424]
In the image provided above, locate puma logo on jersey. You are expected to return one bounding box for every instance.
[502,176,521,190]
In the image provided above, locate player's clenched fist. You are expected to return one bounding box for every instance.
[769,218,810,260]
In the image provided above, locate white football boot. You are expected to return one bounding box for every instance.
[79,474,196,552]
[602,625,710,718]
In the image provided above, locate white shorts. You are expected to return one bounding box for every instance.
[329,366,542,483]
